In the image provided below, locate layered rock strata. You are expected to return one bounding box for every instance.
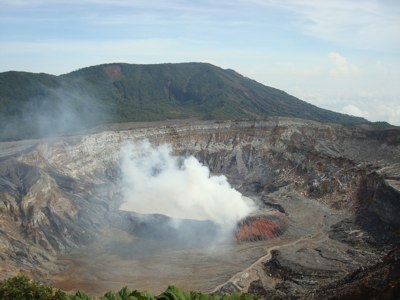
[0,118,398,297]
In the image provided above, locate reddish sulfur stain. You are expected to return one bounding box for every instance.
[235,216,284,242]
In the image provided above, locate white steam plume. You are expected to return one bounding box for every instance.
[119,140,256,228]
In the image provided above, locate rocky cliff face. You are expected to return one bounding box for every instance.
[311,247,400,300]
[0,118,399,296]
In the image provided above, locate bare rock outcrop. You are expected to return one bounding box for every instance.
[0,118,399,296]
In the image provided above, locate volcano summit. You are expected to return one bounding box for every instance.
[0,62,370,141]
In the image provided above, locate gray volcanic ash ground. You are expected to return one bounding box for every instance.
[0,118,399,298]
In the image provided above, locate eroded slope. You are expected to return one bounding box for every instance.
[0,118,399,297]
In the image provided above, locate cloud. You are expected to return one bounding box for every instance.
[248,0,400,52]
[323,98,400,125]
[119,140,256,229]
[341,104,369,118]
[328,52,358,77]
[374,103,400,125]
[0,0,399,126]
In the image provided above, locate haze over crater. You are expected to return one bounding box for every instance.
[119,140,256,227]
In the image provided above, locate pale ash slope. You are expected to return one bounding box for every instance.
[0,118,399,297]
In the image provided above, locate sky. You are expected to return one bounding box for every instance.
[1,0,399,125]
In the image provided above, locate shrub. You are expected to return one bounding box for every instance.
[0,276,257,300]
[0,275,68,300]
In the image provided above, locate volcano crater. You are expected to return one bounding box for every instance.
[0,118,399,298]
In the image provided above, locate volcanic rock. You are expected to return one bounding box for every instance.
[0,118,398,296]
[311,247,400,300]
[235,213,288,243]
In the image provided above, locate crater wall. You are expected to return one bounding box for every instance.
[0,118,399,294]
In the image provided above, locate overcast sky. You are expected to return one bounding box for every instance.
[1,0,399,125]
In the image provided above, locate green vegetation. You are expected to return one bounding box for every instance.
[0,275,66,300]
[0,62,370,141]
[369,121,397,129]
[0,275,257,300]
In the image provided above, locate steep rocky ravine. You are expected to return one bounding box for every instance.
[0,118,399,298]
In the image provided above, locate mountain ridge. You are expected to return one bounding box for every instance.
[0,62,369,141]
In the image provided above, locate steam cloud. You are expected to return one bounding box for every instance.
[0,82,107,141]
[119,140,256,229]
